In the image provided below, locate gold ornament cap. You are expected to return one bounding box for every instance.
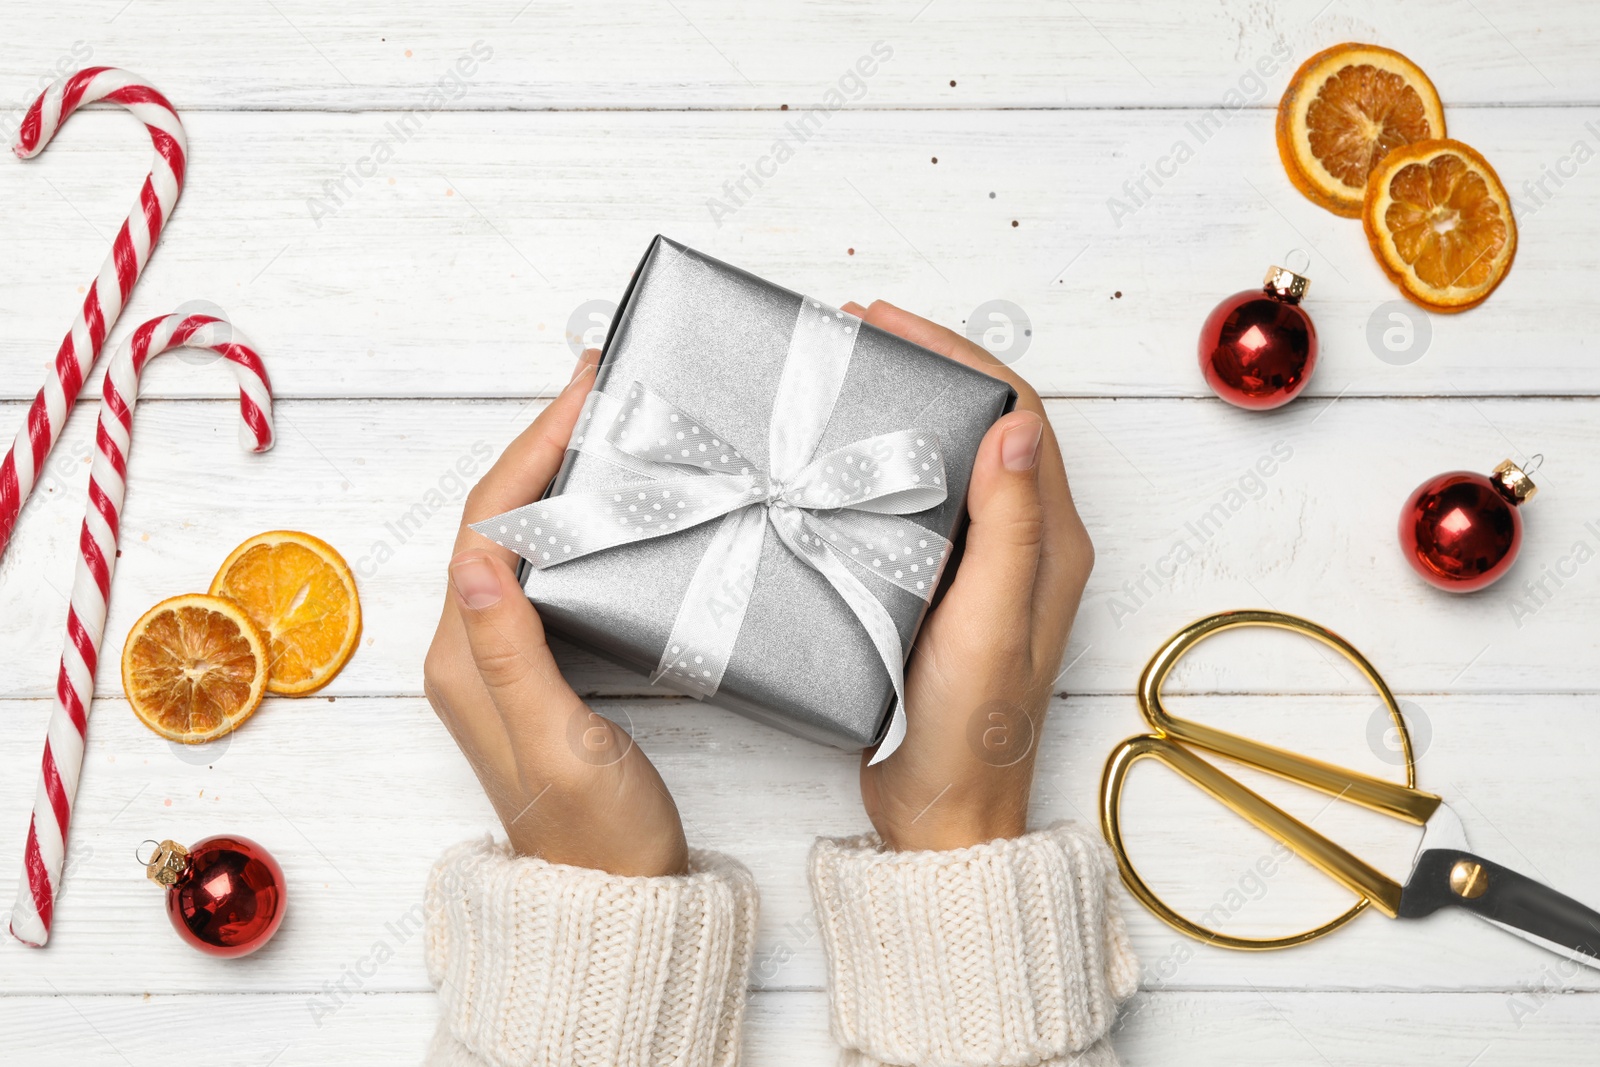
[1263,265,1310,303]
[143,839,191,888]
[1492,459,1538,505]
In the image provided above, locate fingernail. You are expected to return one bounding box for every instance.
[561,362,595,397]
[1001,418,1043,471]
[450,556,502,609]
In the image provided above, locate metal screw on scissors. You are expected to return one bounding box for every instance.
[1100,609,1600,968]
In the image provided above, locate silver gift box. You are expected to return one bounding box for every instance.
[519,236,1015,751]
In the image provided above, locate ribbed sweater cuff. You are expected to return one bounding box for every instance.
[810,821,1139,1067]
[424,837,758,1067]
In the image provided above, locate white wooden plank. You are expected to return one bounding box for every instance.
[2,397,1595,702]
[1058,394,1600,698]
[1110,990,1600,1066]
[2,987,1598,1066]
[2,693,1598,995]
[0,991,831,1066]
[0,1,1592,111]
[0,107,1593,403]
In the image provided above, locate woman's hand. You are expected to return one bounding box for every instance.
[423,350,689,877]
[842,300,1094,853]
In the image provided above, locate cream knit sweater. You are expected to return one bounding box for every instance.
[425,822,1138,1066]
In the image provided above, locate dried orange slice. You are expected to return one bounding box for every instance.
[1364,138,1516,312]
[210,531,362,695]
[122,594,269,743]
[1277,43,1445,217]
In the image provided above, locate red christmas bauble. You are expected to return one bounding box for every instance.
[145,836,286,957]
[1399,460,1538,592]
[1199,266,1318,410]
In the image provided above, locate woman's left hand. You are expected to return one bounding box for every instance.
[842,300,1095,853]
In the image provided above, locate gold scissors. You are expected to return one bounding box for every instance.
[1100,609,1600,966]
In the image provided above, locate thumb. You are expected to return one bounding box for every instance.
[945,410,1046,635]
[448,551,588,757]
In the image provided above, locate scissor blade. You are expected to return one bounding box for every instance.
[1410,799,1470,860]
[1478,914,1600,973]
[1400,846,1600,972]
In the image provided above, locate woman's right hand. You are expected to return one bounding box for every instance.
[423,350,689,878]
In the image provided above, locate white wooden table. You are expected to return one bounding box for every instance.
[2,2,1597,1063]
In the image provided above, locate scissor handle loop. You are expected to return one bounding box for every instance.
[1102,734,1372,950]
[1101,610,1438,950]
[1138,609,1419,791]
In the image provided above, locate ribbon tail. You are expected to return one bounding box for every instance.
[769,509,909,763]
[650,505,768,699]
[805,509,952,602]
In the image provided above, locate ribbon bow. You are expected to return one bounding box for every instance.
[475,298,951,762]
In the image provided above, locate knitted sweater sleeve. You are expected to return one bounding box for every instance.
[809,821,1140,1067]
[423,837,758,1067]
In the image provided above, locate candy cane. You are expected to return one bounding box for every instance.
[0,68,187,561]
[9,312,273,948]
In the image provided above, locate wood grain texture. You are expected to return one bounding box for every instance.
[0,107,1593,402]
[1,398,1594,702]
[2,2,1598,1062]
[1,989,1597,1066]
[0,0,1592,110]
[2,693,1598,995]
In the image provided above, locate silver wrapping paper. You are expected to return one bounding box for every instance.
[520,235,1015,751]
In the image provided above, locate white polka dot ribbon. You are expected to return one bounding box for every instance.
[474,297,950,762]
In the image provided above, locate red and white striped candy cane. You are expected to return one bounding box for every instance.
[9,312,272,948]
[0,67,187,561]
